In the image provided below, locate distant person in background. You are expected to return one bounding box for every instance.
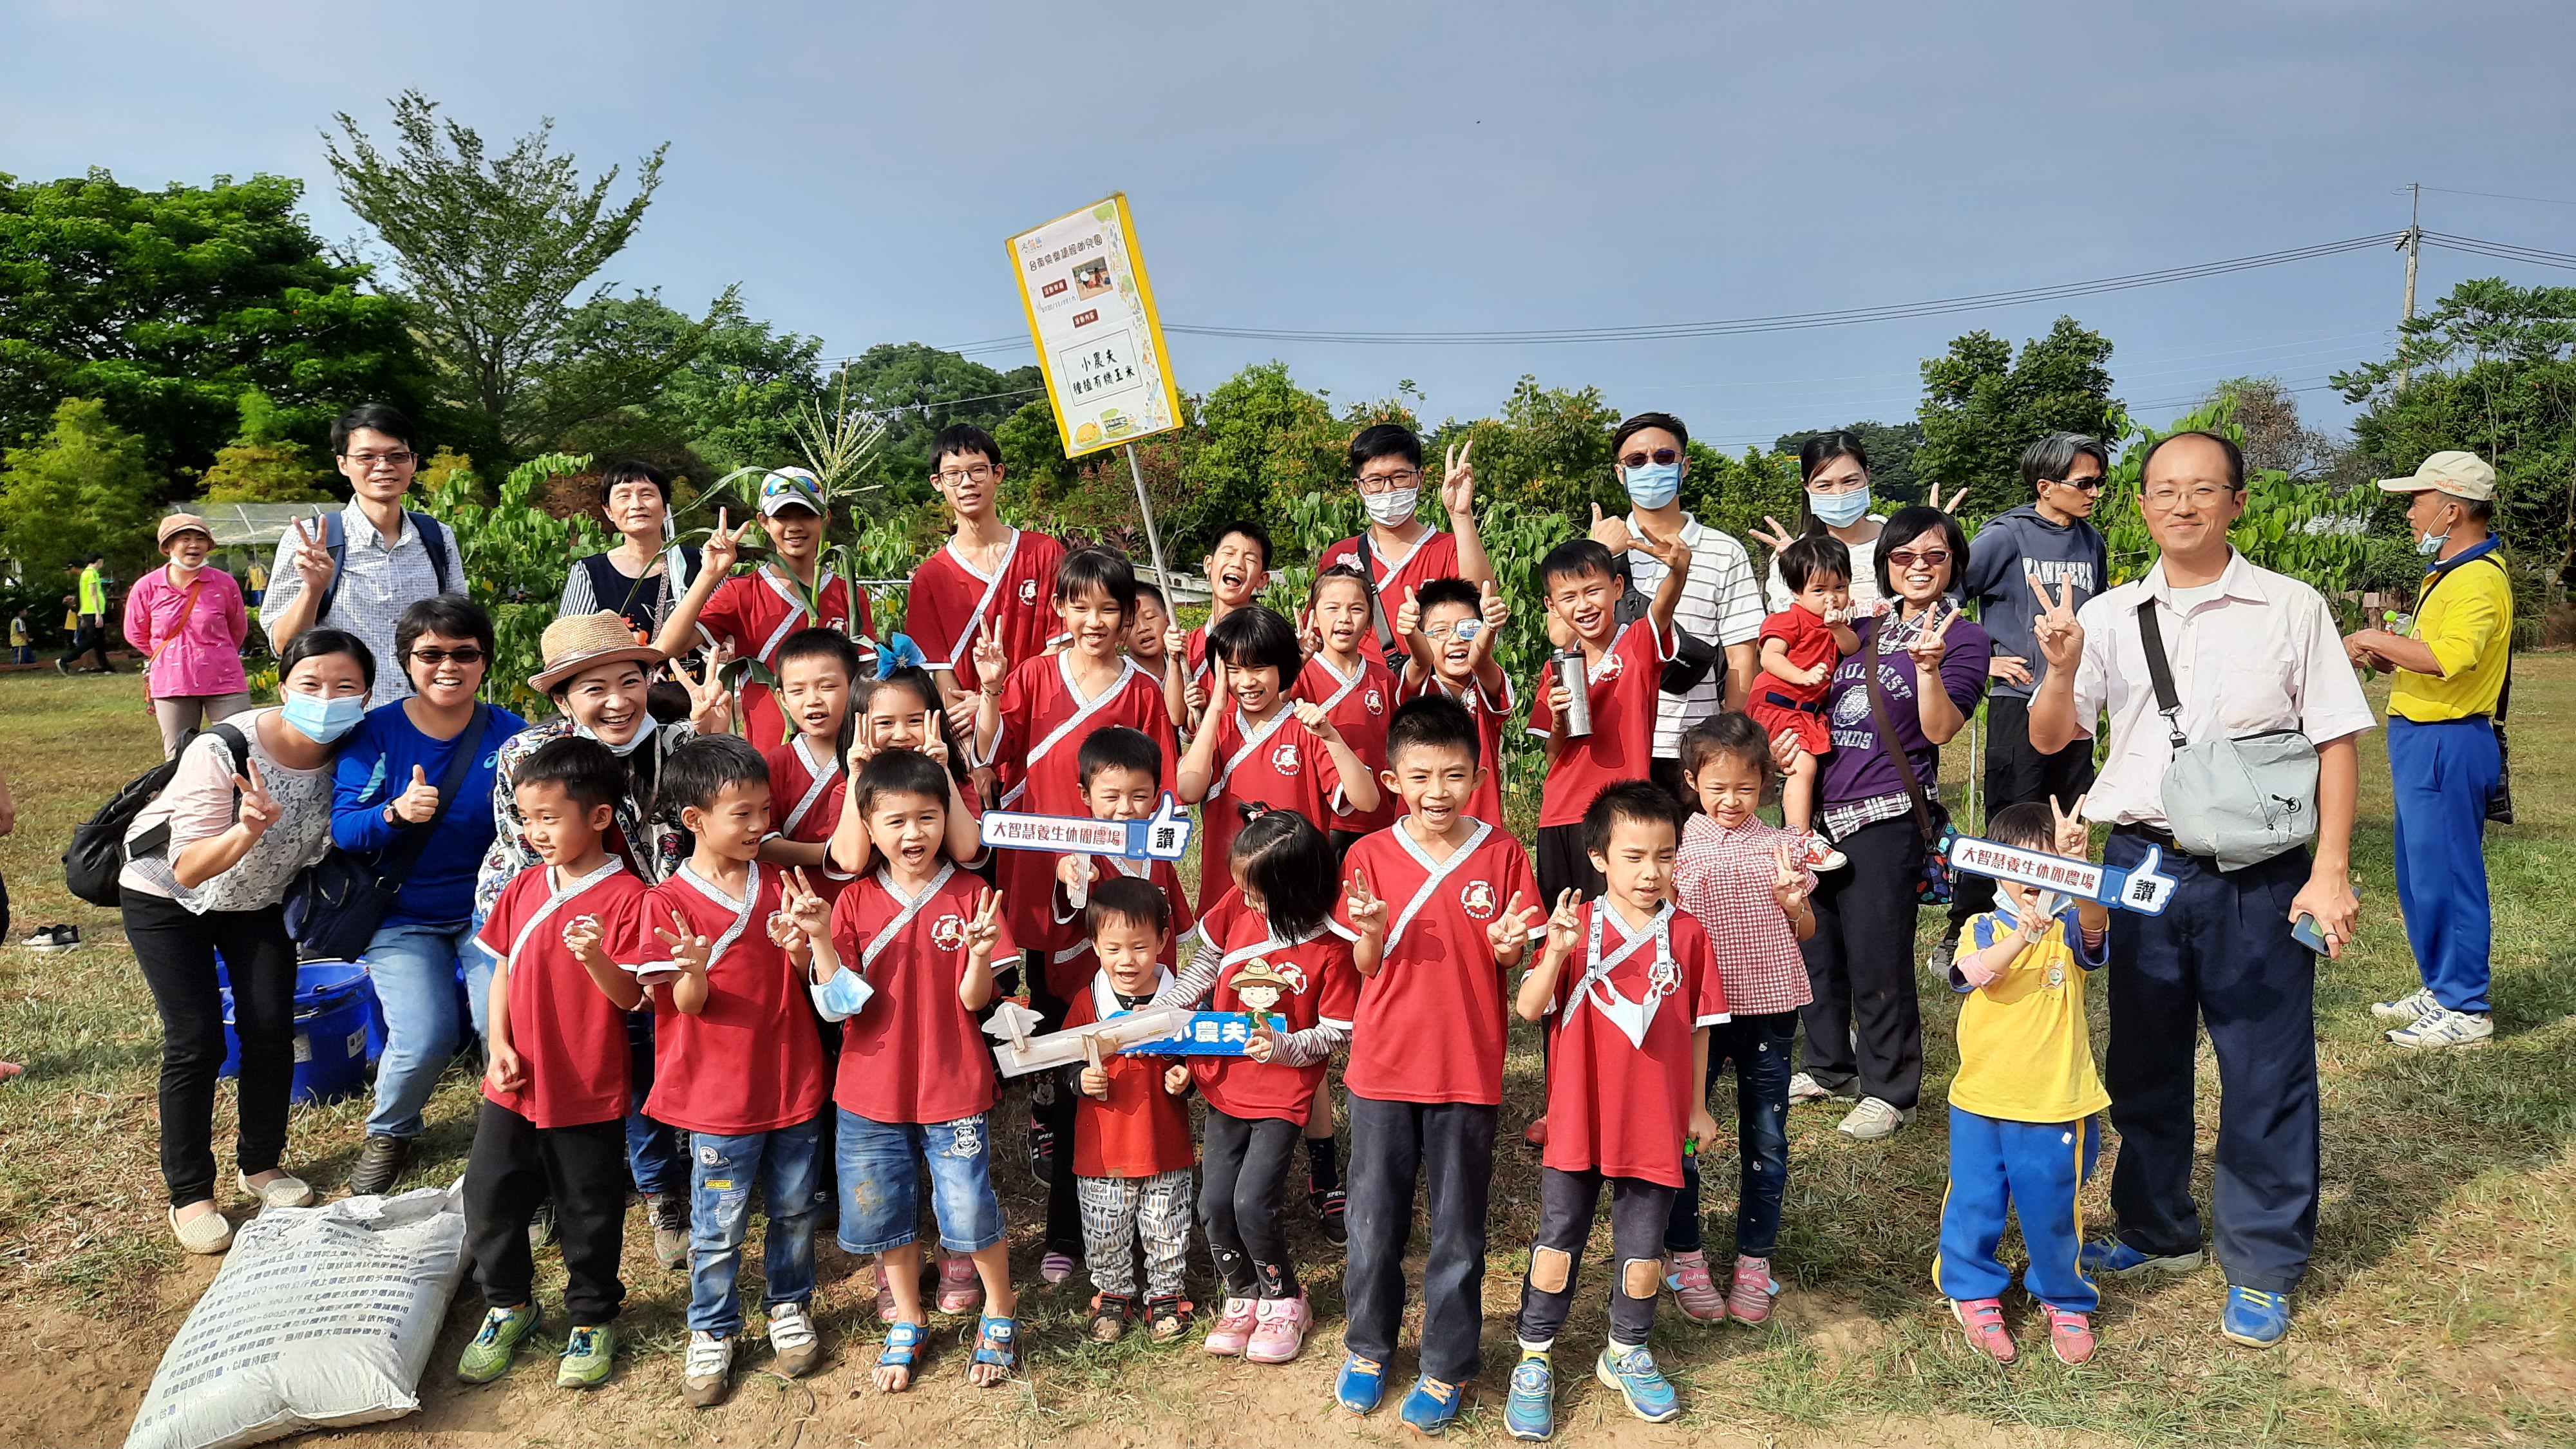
[10,608,30,665]
[260,402,466,707]
[1317,424,1498,670]
[57,554,115,674]
[126,515,254,757]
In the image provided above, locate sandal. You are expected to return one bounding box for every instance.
[1088,1292,1135,1343]
[968,1312,1019,1385]
[875,1320,927,1393]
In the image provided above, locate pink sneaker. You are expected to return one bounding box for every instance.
[937,1254,984,1315]
[1244,1293,1311,1364]
[1950,1297,2016,1363]
[2045,1307,2095,1365]
[1727,1255,1777,1325]
[1663,1250,1726,1323]
[1201,1296,1259,1357]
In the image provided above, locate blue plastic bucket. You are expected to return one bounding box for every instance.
[217,960,379,1103]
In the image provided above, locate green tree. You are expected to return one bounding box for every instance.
[1916,316,2121,514]
[416,451,609,716]
[838,343,1046,507]
[199,389,334,503]
[326,90,737,462]
[0,397,161,576]
[0,169,424,477]
[1774,420,1924,503]
[1437,375,1618,521]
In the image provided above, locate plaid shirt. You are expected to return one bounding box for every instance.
[1673,813,1815,1016]
[259,503,465,707]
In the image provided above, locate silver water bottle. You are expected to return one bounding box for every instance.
[1551,649,1593,737]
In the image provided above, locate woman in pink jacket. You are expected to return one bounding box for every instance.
[126,515,253,757]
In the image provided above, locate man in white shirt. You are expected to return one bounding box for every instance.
[2027,430,2372,1352]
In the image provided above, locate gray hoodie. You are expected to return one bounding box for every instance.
[1961,504,2107,699]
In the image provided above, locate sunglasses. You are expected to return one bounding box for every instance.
[409,647,488,667]
[1620,448,1680,469]
[1884,548,1951,571]
[2050,476,2107,493]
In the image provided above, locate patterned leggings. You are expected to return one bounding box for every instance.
[1075,1168,1193,1299]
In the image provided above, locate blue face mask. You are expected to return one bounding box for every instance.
[280,690,365,744]
[1622,460,1681,511]
[1809,485,1872,529]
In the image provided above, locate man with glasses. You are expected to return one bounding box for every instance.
[260,402,464,706]
[906,424,1065,732]
[1940,432,2112,969]
[1317,424,1497,668]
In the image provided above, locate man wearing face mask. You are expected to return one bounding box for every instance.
[1587,412,1766,807]
[2343,452,2513,1050]
[1318,424,1498,669]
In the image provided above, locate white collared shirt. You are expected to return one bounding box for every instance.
[2066,551,2374,829]
[1621,512,1764,759]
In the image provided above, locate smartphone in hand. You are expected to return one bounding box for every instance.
[2291,914,2329,954]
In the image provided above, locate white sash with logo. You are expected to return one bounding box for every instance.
[1571,902,1675,1050]
[501,858,626,969]
[861,862,958,973]
[1383,819,1493,953]
[676,860,762,974]
[942,529,1021,668]
[999,656,1146,808]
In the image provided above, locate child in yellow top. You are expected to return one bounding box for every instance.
[1935,797,2108,1369]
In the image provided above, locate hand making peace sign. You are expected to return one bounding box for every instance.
[232,756,279,839]
[1542,887,1586,959]
[1440,439,1477,520]
[290,515,336,594]
[1905,600,1960,674]
[674,643,735,735]
[971,621,1008,697]
[2025,573,2085,671]
[700,507,749,576]
[1342,867,1387,939]
[2047,793,2091,859]
[960,887,1005,959]
[1486,891,1543,957]
[1747,515,1799,555]
[1771,840,1812,914]
[654,909,714,978]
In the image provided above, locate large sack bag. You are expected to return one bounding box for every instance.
[124,1184,468,1449]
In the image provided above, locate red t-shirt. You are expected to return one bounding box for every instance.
[906,529,1066,697]
[1064,974,1197,1178]
[1394,671,1515,833]
[694,567,873,748]
[1526,618,1671,828]
[1195,706,1346,916]
[989,653,1181,947]
[1330,820,1541,1106]
[1756,607,1836,706]
[1542,902,1730,1189]
[1316,529,1464,649]
[828,864,1017,1125]
[762,734,855,907]
[1191,911,1359,1124]
[1043,854,1195,1003]
[476,862,650,1128]
[1298,653,1397,834]
[643,863,828,1135]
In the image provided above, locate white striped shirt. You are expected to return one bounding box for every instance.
[1624,513,1766,760]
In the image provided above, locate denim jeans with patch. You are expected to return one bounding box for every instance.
[687,1120,822,1336]
[835,1110,1005,1256]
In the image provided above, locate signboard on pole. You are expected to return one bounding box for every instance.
[1007,194,1186,459]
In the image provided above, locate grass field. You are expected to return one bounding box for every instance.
[2,662,2571,1448]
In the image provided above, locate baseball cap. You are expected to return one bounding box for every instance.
[757,467,826,517]
[2376,450,2495,502]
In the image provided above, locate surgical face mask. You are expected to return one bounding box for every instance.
[580,715,658,757]
[2416,529,2449,558]
[1809,485,1872,529]
[280,690,365,744]
[1623,461,1681,511]
[1362,486,1419,527]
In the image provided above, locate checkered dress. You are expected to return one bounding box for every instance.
[1672,813,1815,1015]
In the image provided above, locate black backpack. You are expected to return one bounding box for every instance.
[63,724,250,908]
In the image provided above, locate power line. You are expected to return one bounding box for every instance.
[2421,232,2576,273]
[2420,184,2576,209]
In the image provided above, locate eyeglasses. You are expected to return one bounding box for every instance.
[1357,468,1421,491]
[343,450,415,469]
[409,647,486,667]
[2141,484,2236,510]
[1421,619,1484,643]
[1620,448,1680,469]
[2049,475,2107,493]
[1884,548,1951,570]
[934,463,995,486]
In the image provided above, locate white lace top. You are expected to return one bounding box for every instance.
[118,709,337,914]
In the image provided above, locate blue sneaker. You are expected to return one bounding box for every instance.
[2078,1236,2204,1279]
[1593,1345,1680,1424]
[2221,1285,2293,1348]
[1334,1353,1387,1415]
[1504,1351,1554,1441]
[1398,1374,1464,1435]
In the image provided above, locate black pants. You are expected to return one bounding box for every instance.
[1798,816,1926,1110]
[122,893,296,1206]
[1664,1010,1798,1257]
[464,1099,629,1325]
[1024,949,1081,1253]
[1952,696,2098,925]
[1200,1108,1303,1299]
[1343,1093,1498,1383]
[1515,1167,1674,1349]
[1535,822,1604,907]
[2105,831,2319,1293]
[59,621,113,672]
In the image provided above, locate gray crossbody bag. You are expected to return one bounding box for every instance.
[2137,600,2318,871]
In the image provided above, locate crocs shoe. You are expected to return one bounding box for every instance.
[2079,1237,2203,1279]
[938,1253,986,1313]
[1504,1350,1555,1441]
[1594,1344,1681,1423]
[1245,1292,1311,1364]
[1201,1296,1258,1356]
[1950,1297,2015,1363]
[1334,1352,1387,1414]
[1399,1374,1464,1435]
[557,1323,616,1389]
[1727,1254,1779,1325]
[1662,1249,1726,1323]
[2045,1307,2095,1365]
[2370,985,2436,1023]
[457,1303,540,1384]
[2221,1285,2292,1349]
[683,1331,734,1408]
[767,1301,821,1376]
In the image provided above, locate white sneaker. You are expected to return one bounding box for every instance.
[1786,1072,1852,1104]
[236,1170,316,1210]
[1835,1097,1912,1141]
[2386,1006,2492,1050]
[1797,831,1848,873]
[2370,986,2437,1023]
[683,1331,734,1407]
[765,1300,821,1376]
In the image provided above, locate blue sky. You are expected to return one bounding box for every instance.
[8,1,2572,448]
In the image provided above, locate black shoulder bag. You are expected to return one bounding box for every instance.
[287,705,491,960]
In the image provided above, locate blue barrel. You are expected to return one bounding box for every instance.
[217,960,380,1103]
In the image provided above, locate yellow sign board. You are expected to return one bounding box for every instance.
[1007,194,1185,459]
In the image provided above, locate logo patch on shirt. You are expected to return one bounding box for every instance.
[1018,578,1039,604]
[1459,879,1497,920]
[1364,687,1385,715]
[929,914,967,951]
[1594,650,1625,683]
[1270,740,1300,775]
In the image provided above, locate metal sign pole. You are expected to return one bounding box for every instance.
[1124,442,1170,588]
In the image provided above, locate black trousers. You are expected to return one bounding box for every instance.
[1024,949,1081,1253]
[464,1099,629,1324]
[2104,831,2319,1293]
[59,620,113,672]
[122,893,296,1206]
[1535,822,1604,907]
[1952,696,2098,924]
[1516,1166,1674,1349]
[1200,1108,1303,1298]
[1797,817,1926,1110]
[1343,1093,1498,1383]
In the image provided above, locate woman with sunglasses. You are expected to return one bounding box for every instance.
[1777,506,1991,1142]
[331,597,529,1197]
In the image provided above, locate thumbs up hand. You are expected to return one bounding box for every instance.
[392,762,442,824]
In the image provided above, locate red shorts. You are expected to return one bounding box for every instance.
[1749,678,1831,756]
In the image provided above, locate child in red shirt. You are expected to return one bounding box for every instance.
[1748,535,1861,871]
[1528,533,1691,905]
[832,667,985,878]
[640,735,829,1408]
[656,471,875,747]
[1391,575,1515,834]
[1506,782,1727,1437]
[1298,565,1399,849]
[1061,875,1197,1345]
[1173,522,1273,734]
[458,737,652,1390]
[808,749,1020,1392]
[758,629,862,905]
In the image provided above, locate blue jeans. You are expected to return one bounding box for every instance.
[1935,1108,2102,1311]
[835,1110,1006,1255]
[1665,1009,1798,1257]
[688,1122,823,1336]
[625,1012,684,1198]
[2388,717,2499,1014]
[365,918,475,1140]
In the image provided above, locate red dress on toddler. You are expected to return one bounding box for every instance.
[1748,606,1838,755]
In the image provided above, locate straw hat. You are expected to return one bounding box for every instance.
[530,611,666,692]
[157,514,214,549]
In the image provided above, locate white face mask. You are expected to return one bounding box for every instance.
[579,715,658,757]
[1363,486,1419,527]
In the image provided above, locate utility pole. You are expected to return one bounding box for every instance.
[2398,182,2421,391]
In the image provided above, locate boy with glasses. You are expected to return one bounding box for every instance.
[905,425,1066,734]
[1316,424,1497,670]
